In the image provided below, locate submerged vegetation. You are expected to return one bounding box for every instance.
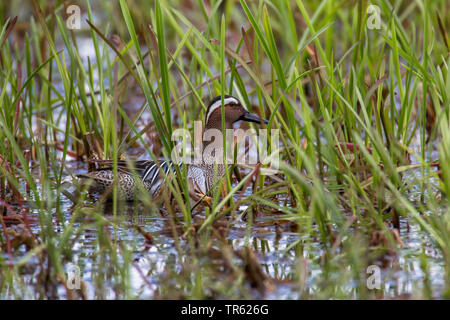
[0,0,449,299]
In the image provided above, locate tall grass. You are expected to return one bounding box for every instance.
[0,0,449,299]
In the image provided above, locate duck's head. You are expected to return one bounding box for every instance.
[205,95,268,130]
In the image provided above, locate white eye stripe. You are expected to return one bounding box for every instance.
[206,97,240,123]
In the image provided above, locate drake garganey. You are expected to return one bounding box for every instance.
[78,95,268,202]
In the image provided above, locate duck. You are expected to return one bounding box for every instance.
[77,95,268,203]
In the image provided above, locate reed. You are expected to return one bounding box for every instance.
[0,0,448,299]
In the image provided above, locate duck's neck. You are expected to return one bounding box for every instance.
[200,120,233,174]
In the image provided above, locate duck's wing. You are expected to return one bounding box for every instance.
[88,159,155,177]
[88,159,177,182]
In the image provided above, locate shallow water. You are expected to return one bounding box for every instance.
[1,160,446,299]
[1,3,447,299]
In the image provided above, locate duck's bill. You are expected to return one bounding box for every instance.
[240,111,269,124]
